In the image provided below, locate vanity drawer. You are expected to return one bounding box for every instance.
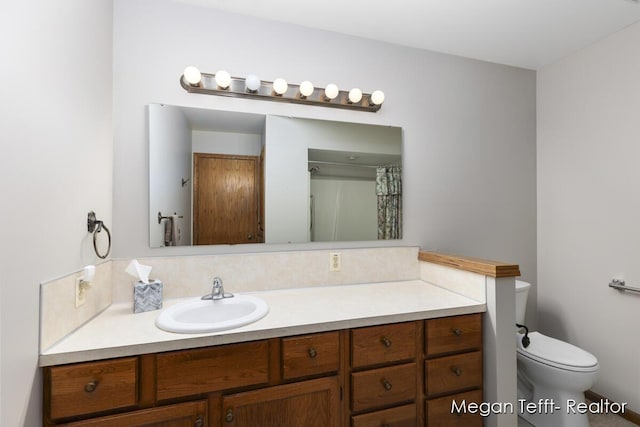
[351,363,416,412]
[425,351,482,397]
[425,313,482,357]
[156,341,269,400]
[281,331,340,380]
[56,400,207,426]
[351,403,416,427]
[47,357,138,420]
[351,322,416,369]
[426,389,483,426]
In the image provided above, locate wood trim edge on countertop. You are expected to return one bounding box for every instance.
[418,251,520,278]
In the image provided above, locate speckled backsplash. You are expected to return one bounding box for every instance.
[40,246,420,352]
[40,261,112,352]
[111,247,420,302]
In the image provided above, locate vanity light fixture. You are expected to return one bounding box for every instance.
[183,66,202,86]
[324,83,339,101]
[370,90,385,106]
[180,67,384,112]
[214,70,232,89]
[272,78,288,95]
[245,74,261,93]
[299,81,314,98]
[348,88,363,104]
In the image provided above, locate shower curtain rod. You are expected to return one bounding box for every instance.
[308,160,399,169]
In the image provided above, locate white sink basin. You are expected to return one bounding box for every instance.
[155,295,269,334]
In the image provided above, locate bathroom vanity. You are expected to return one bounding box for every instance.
[40,250,520,427]
[43,314,482,426]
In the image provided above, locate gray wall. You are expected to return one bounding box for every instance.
[538,20,640,411]
[0,0,536,425]
[0,1,113,425]
[112,1,537,306]
[148,104,192,247]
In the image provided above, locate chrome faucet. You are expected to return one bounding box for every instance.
[202,276,233,300]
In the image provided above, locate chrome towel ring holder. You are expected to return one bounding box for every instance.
[87,211,111,259]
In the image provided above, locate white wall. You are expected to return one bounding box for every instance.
[112,0,537,284]
[537,21,640,411]
[311,179,378,241]
[0,1,113,425]
[148,104,192,246]
[192,130,262,156]
[0,0,535,424]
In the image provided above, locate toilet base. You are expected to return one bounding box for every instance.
[518,373,590,427]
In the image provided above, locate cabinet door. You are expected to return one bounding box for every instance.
[222,377,339,427]
[59,400,207,427]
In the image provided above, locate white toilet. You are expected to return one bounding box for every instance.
[515,280,599,427]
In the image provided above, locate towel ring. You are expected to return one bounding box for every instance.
[87,211,111,259]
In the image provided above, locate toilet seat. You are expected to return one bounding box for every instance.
[517,332,598,372]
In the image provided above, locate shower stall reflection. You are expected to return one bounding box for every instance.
[308,151,401,242]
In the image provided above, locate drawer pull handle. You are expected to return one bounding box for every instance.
[308,347,317,358]
[225,408,234,423]
[194,415,204,427]
[451,366,463,376]
[382,424,391,427]
[381,336,392,348]
[453,328,462,336]
[84,380,99,393]
[381,378,393,391]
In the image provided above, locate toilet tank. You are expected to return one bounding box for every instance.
[515,280,531,325]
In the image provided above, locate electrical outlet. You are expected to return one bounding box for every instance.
[329,252,341,272]
[75,278,87,308]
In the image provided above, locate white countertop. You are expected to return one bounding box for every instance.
[40,280,485,366]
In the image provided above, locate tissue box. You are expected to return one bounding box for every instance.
[133,279,163,313]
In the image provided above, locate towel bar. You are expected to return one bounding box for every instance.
[157,211,184,224]
[609,279,640,294]
[87,211,111,259]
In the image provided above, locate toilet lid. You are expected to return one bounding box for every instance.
[517,332,598,372]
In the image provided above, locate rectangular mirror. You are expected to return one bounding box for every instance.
[148,104,402,248]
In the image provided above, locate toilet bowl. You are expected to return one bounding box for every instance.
[515,280,599,427]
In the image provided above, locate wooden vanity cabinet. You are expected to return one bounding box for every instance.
[43,314,484,427]
[424,313,484,426]
[349,322,420,426]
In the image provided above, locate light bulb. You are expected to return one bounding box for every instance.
[273,78,288,95]
[245,74,261,92]
[370,90,385,106]
[324,83,339,100]
[183,66,202,86]
[299,81,314,98]
[348,88,363,104]
[214,70,231,89]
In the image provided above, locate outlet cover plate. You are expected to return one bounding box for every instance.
[329,252,341,272]
[75,278,86,308]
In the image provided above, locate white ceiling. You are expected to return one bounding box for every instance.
[176,0,640,69]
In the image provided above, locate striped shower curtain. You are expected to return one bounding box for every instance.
[376,166,402,239]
